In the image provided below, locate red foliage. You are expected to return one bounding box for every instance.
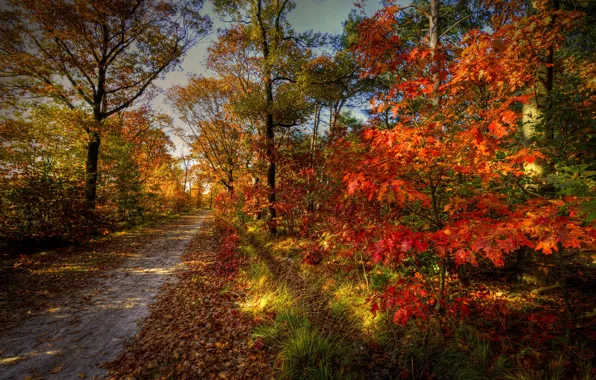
[214,214,242,277]
[371,280,431,326]
[306,0,596,327]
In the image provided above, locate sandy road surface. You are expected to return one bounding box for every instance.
[0,213,208,379]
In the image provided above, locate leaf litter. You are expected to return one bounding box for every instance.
[106,216,273,379]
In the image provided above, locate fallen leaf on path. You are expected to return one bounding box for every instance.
[49,363,65,374]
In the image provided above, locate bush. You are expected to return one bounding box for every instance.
[0,175,92,247]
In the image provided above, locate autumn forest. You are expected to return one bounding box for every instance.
[0,0,595,378]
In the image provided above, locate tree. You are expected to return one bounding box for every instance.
[210,0,313,232]
[0,0,210,210]
[168,76,252,194]
[101,107,181,222]
[316,0,593,323]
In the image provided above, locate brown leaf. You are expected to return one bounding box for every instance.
[49,363,65,374]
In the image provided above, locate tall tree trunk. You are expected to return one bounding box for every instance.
[329,103,334,139]
[85,131,100,210]
[429,0,441,110]
[522,0,558,175]
[86,66,106,212]
[257,0,277,234]
[266,104,277,233]
[519,0,572,318]
[429,0,445,310]
[308,103,320,213]
[183,160,189,193]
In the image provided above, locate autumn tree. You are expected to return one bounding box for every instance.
[100,108,186,222]
[0,0,210,210]
[168,76,252,194]
[210,0,315,232]
[308,0,595,324]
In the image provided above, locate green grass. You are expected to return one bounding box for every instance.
[426,325,513,380]
[238,225,357,379]
[278,325,352,380]
[241,283,296,316]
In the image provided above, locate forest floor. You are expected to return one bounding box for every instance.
[1,212,594,379]
[0,212,208,379]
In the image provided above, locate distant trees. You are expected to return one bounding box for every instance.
[168,76,251,194]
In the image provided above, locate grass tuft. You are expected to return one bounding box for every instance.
[278,325,352,380]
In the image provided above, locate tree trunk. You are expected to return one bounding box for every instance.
[518,0,566,291]
[227,170,234,194]
[429,0,441,110]
[521,0,559,176]
[257,0,277,234]
[307,103,320,213]
[85,131,100,210]
[266,106,277,233]
[429,0,444,311]
[183,162,189,193]
[310,102,319,163]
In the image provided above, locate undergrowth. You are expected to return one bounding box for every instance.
[231,219,596,379]
[237,229,356,379]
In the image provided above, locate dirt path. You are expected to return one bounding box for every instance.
[106,216,272,379]
[0,212,208,380]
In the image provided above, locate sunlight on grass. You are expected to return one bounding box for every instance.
[239,244,257,258]
[268,237,303,260]
[238,256,298,317]
[328,281,381,336]
[241,290,276,315]
[240,284,295,316]
[246,223,268,244]
[246,260,271,288]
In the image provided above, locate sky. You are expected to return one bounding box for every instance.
[153,0,384,156]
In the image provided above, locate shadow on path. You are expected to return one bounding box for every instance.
[0,212,209,379]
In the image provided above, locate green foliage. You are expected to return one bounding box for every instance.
[547,165,596,197]
[546,164,596,223]
[101,132,146,225]
[370,266,394,291]
[0,107,89,245]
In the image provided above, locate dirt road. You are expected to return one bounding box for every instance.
[0,213,208,379]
